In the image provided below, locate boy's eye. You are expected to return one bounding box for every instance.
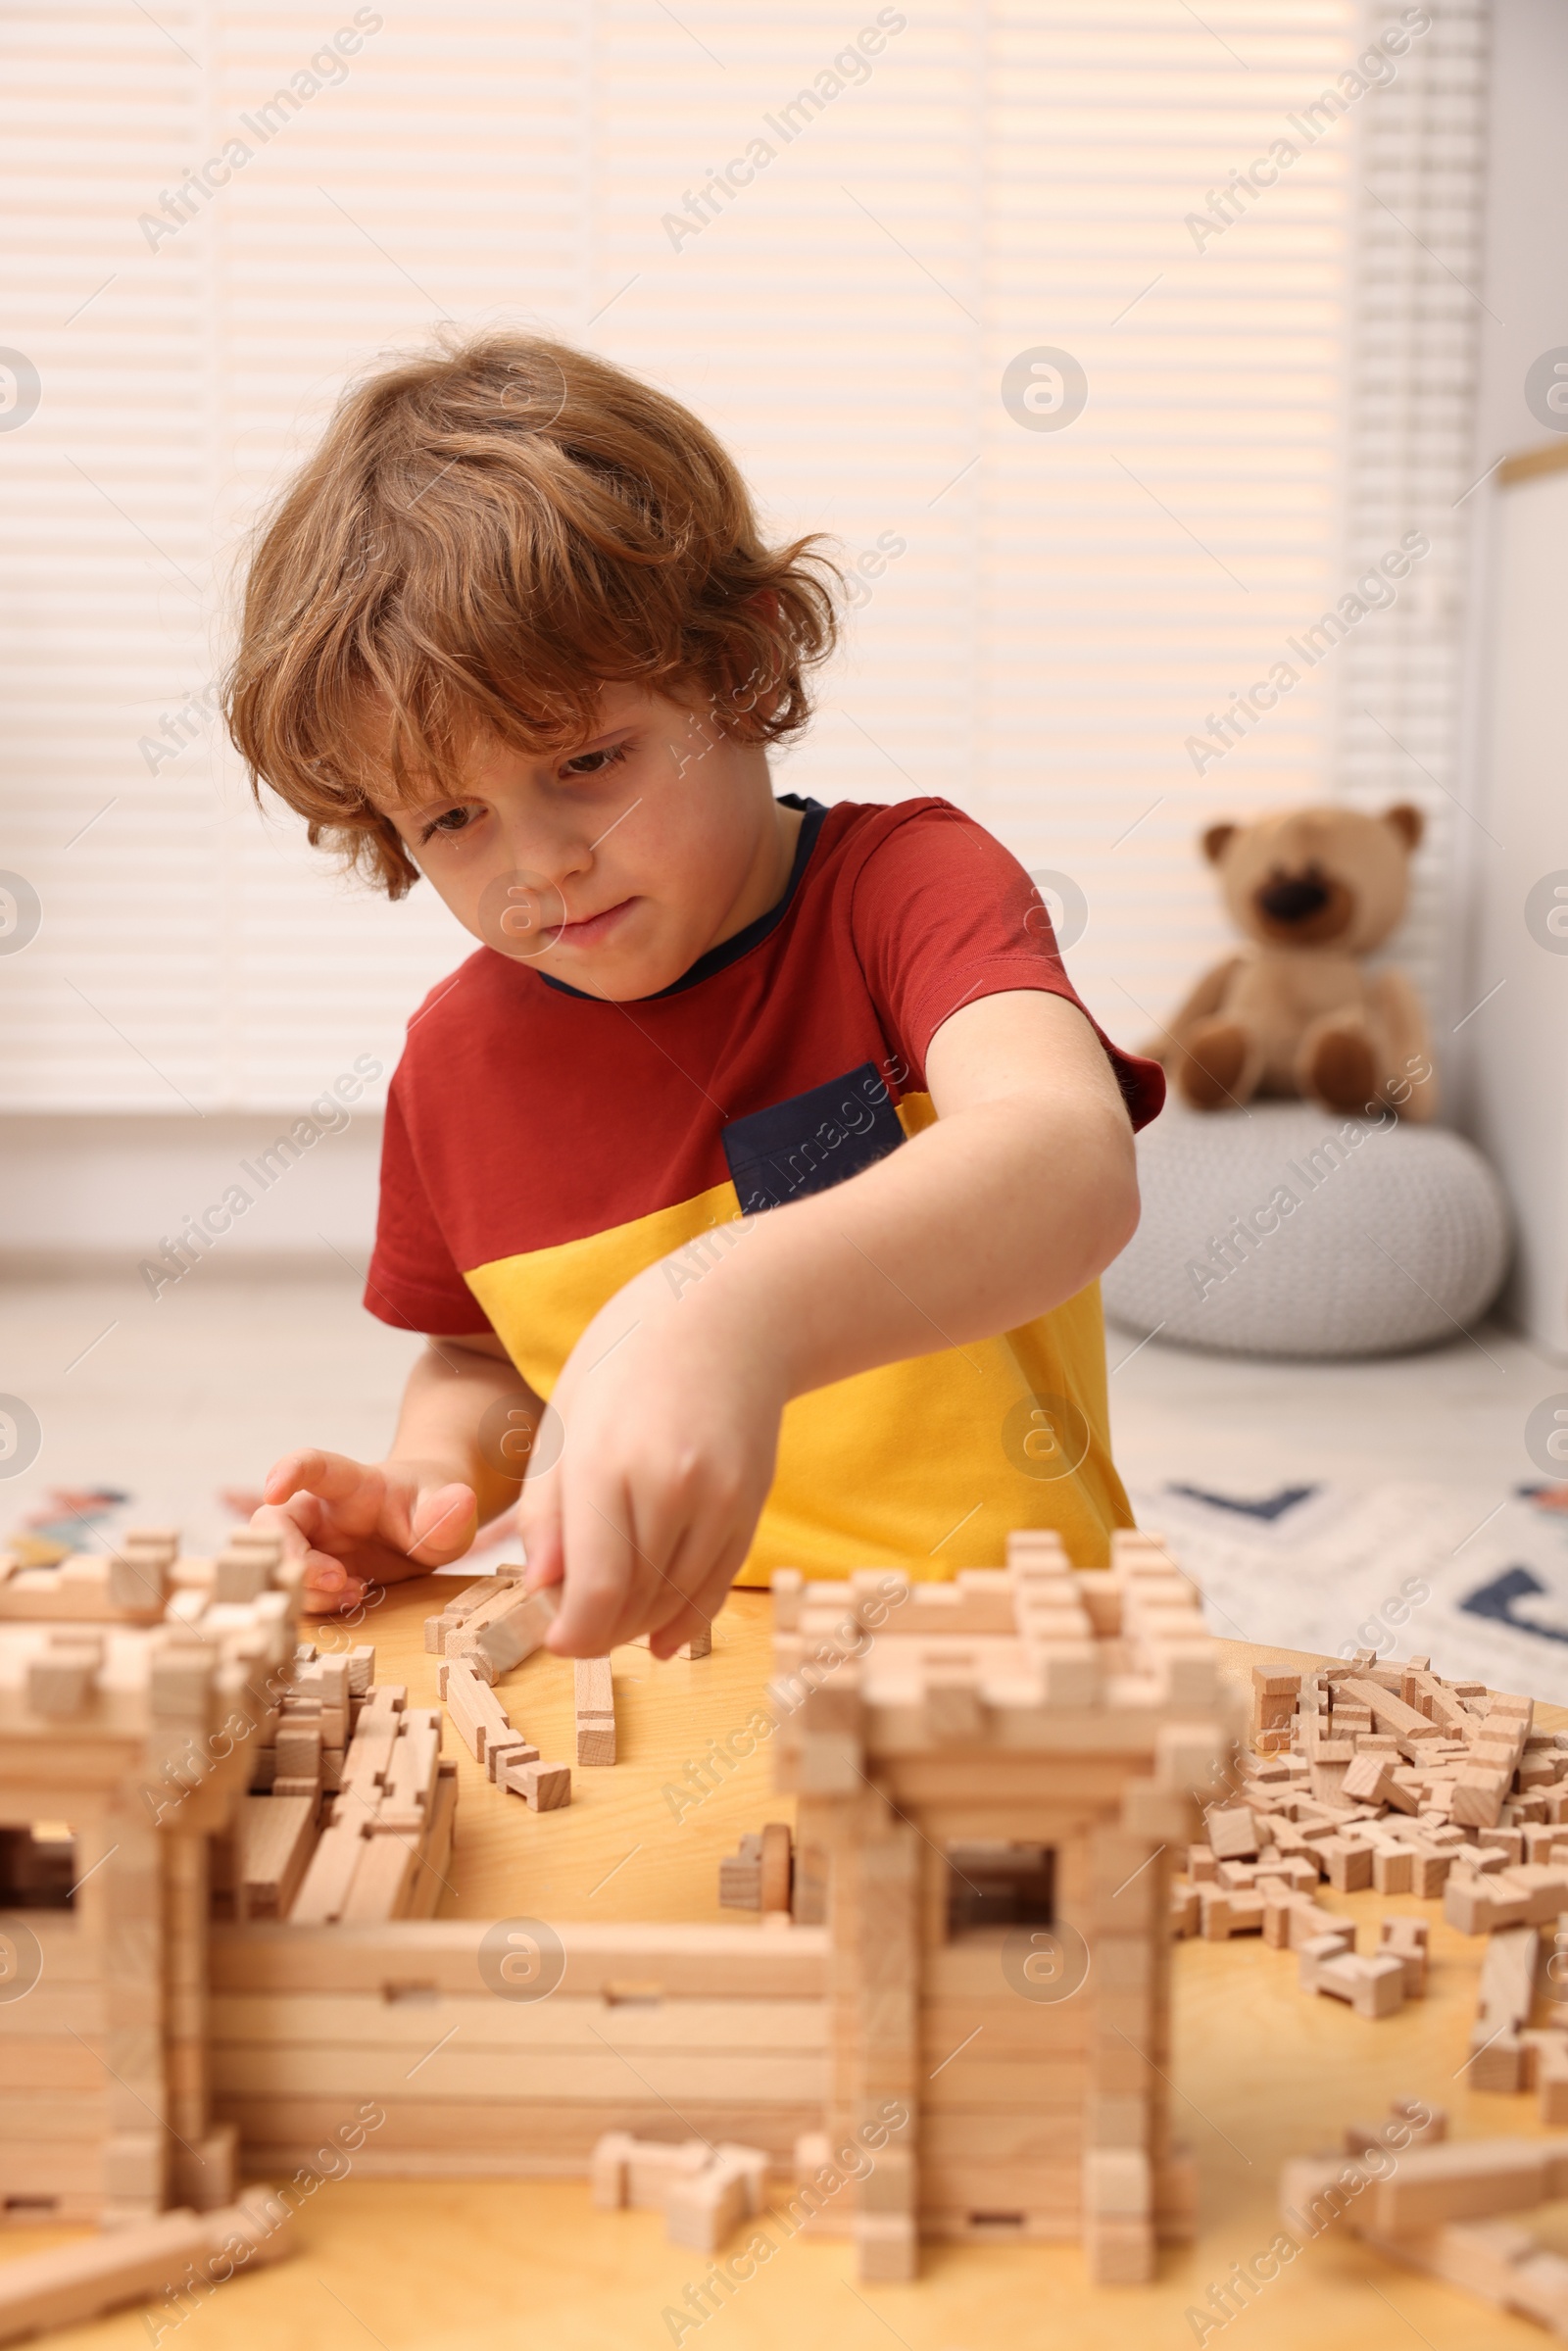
[562,741,629,778]
[419,805,479,843]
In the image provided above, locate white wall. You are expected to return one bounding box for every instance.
[1470,0,1568,466]
[0,1112,384,1270]
[1449,0,1568,1348]
[1454,0,1568,1135]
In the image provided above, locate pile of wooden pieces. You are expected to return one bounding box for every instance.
[284,1680,458,1923]
[1171,1790,1471,1938]
[1250,1654,1568,1829]
[591,2132,767,2252]
[1172,1655,1568,1975]
[216,1638,393,1923]
[0,2190,296,2347]
[423,1567,558,1684]
[1174,1865,1427,2019]
[717,1823,794,1917]
[437,1654,570,1810]
[253,1641,374,1795]
[1283,2106,1568,2337]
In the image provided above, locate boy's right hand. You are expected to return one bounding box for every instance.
[252,1448,478,1616]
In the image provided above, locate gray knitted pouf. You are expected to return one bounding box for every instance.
[1102,1102,1510,1358]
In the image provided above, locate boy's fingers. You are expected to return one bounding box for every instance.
[649,1599,712,1660]
[640,1505,738,1615]
[301,1577,368,1617]
[520,1526,564,1594]
[405,1482,477,1564]
[645,1530,742,1658]
[263,1448,377,1510]
[545,1484,645,1656]
[297,1542,365,1614]
[246,1498,310,1561]
[516,1479,564,1593]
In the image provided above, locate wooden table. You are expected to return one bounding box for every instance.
[9,1586,1568,2349]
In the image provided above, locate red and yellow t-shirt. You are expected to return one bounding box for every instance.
[367,796,1164,1579]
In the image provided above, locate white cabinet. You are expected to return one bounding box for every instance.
[1469,451,1568,1356]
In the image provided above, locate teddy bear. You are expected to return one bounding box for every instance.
[1153,802,1438,1121]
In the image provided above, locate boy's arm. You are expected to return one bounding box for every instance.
[525,988,1140,1657]
[254,1332,535,1614]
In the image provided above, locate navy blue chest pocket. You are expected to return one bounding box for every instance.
[721,1063,906,1214]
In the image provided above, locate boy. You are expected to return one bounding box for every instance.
[227,333,1162,1658]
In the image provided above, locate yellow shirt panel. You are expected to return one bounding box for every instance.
[462,1095,1133,1579]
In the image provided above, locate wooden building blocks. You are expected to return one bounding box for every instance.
[1378,1916,1430,1998]
[0,2190,296,2345]
[1204,1804,1258,1862]
[430,1651,568,1810]
[438,1657,515,1766]
[719,1830,766,1911]
[0,1546,169,1625]
[0,1525,305,2229]
[499,1755,571,1810]
[630,1622,713,1660]
[766,1528,1238,2283]
[445,1583,558,1686]
[1465,1925,1542,2092]
[1166,1653,1568,2058]
[574,1657,615,1766]
[590,2131,767,2251]
[1298,1931,1406,2019]
[234,1795,318,1924]
[294,1702,455,1924]
[207,1917,829,2180]
[759,1820,791,1914]
[591,2131,710,2208]
[39,1513,1568,2312]
[718,1823,795,1916]
[1282,2109,1568,2335]
[423,1568,524,1653]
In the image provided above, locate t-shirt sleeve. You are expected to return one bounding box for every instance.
[850,802,1165,1130]
[364,1073,497,1337]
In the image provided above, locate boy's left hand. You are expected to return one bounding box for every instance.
[252,1448,479,1617]
[521,1258,783,1659]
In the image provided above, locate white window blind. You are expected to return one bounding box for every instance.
[0,0,1482,1112]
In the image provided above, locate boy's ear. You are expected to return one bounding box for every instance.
[1201,820,1238,866]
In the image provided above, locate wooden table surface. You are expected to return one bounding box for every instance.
[11,1578,1568,2351]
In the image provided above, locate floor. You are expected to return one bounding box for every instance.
[1,1262,1555,1566]
[1108,1307,1554,1494]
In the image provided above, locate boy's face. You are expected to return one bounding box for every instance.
[372,685,796,1001]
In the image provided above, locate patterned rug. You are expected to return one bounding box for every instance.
[1131,1476,1568,1704]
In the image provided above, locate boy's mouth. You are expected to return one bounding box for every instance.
[558,896,636,947]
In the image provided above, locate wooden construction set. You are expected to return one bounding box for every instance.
[1283,2104,1568,2337]
[6,1520,1568,2335]
[1169,1652,1568,2084]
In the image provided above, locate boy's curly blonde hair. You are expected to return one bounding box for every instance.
[224,332,841,897]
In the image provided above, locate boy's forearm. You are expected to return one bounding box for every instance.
[386,1341,534,1523]
[682,1086,1137,1400]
